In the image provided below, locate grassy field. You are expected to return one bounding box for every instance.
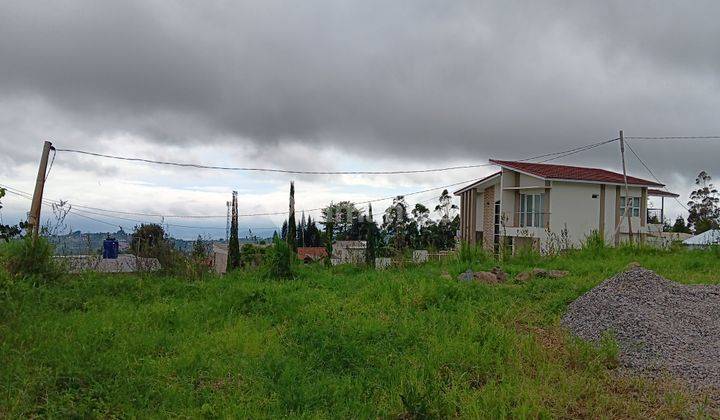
[1,246,719,418]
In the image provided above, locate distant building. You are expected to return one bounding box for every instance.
[212,243,228,275]
[297,247,327,263]
[683,230,720,249]
[332,241,366,265]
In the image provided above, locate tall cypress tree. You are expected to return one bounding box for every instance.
[227,191,241,271]
[287,181,297,252]
[365,203,376,266]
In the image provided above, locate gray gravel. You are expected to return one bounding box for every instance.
[562,267,720,389]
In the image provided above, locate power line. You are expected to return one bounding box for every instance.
[55,148,495,175]
[626,136,720,140]
[624,140,689,212]
[54,137,617,176]
[6,137,618,227]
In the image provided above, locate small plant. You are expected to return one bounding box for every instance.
[263,237,295,280]
[581,230,606,255]
[598,331,620,369]
[456,241,485,265]
[0,236,65,283]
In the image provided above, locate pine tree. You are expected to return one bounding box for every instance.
[227,191,241,271]
[365,203,377,266]
[287,181,297,252]
[281,220,288,240]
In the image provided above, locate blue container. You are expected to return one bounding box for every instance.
[103,237,119,259]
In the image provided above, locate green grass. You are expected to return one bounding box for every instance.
[1,246,719,418]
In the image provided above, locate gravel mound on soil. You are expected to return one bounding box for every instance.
[562,267,720,389]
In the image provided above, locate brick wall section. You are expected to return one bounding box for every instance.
[482,185,495,251]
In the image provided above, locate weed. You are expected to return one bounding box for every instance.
[0,236,65,283]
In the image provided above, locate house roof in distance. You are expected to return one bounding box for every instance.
[648,189,680,198]
[489,159,664,187]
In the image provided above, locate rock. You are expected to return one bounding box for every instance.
[474,271,500,284]
[491,267,507,282]
[516,268,569,281]
[515,271,533,282]
[457,269,474,282]
[625,261,642,270]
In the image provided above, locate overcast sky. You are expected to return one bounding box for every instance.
[1,1,718,239]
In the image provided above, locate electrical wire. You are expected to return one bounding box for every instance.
[624,140,689,211]
[30,138,619,219]
[625,136,720,140]
[53,137,617,176]
[55,148,494,175]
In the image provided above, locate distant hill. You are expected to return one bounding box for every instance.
[47,230,270,255]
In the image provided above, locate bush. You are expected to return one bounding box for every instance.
[0,236,64,283]
[456,241,486,265]
[263,238,295,280]
[581,230,606,255]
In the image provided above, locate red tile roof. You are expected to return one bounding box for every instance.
[297,247,327,260]
[490,160,664,187]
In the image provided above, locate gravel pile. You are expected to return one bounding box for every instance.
[562,266,720,389]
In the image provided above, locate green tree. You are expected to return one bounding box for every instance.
[383,196,409,253]
[287,182,297,252]
[0,187,25,242]
[363,203,378,265]
[192,235,206,259]
[687,171,719,234]
[671,216,692,234]
[320,201,363,240]
[227,193,241,271]
[435,189,458,222]
[130,223,167,256]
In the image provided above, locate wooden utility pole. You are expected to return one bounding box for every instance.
[618,130,634,245]
[28,141,54,239]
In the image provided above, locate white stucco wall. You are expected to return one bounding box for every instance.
[548,181,602,247]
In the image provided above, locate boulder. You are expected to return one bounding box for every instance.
[516,268,569,281]
[491,267,508,282]
[458,269,475,282]
[515,271,533,282]
[474,271,501,284]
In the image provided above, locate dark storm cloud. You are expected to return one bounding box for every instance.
[1,0,719,180]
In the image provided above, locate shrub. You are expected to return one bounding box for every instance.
[263,237,295,280]
[456,241,485,265]
[581,230,606,255]
[0,236,64,283]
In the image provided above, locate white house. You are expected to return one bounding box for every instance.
[454,159,672,252]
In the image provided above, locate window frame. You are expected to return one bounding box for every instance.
[620,196,641,218]
[519,193,545,228]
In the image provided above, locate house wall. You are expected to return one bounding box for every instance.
[548,181,602,247]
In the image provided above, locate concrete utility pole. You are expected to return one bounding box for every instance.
[28,141,54,239]
[618,130,634,245]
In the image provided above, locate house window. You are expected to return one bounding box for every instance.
[620,196,640,217]
[519,193,545,228]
